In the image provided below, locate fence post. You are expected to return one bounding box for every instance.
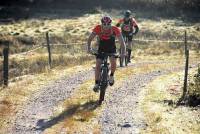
[46,32,52,68]
[182,30,189,101]
[3,42,9,86]
[177,30,189,105]
[184,30,188,56]
[183,49,189,98]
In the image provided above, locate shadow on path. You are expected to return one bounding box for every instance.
[36,100,99,132]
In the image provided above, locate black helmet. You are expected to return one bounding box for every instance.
[124,10,131,18]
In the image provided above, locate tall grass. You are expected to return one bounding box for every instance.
[188,65,200,102]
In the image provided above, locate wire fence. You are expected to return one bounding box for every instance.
[1,31,200,87]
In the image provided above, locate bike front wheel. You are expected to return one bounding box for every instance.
[99,68,108,105]
[119,48,125,67]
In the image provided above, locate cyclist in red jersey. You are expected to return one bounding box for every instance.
[116,10,139,63]
[87,16,126,92]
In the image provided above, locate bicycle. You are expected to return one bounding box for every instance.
[119,36,128,67]
[91,51,119,105]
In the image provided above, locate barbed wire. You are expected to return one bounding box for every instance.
[12,45,43,56]
[132,39,200,44]
[1,38,199,58]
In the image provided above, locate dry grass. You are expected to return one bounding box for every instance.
[188,66,200,97]
[0,12,199,84]
[0,11,199,133]
[140,70,200,134]
[137,19,200,41]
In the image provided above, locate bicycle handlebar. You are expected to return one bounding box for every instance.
[90,50,120,58]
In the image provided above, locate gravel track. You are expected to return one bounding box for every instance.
[100,71,163,134]
[8,70,93,134]
[99,64,196,134]
[7,62,195,134]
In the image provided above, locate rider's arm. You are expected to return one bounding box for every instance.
[87,32,96,52]
[134,25,139,35]
[116,19,123,27]
[132,18,139,35]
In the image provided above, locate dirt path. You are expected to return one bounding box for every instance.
[100,71,163,134]
[6,62,195,134]
[8,70,93,134]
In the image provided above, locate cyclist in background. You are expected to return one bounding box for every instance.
[87,15,126,92]
[116,10,139,63]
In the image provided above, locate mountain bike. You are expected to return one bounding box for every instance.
[119,36,128,67]
[91,51,119,105]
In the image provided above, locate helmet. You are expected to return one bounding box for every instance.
[124,10,131,18]
[101,16,112,25]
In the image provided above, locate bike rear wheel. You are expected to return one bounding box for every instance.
[125,55,128,66]
[119,47,125,67]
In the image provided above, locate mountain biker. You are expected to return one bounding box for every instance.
[87,15,126,92]
[116,10,139,63]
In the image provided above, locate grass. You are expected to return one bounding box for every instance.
[140,70,200,134]
[0,51,93,85]
[0,12,199,85]
[188,65,200,97]
[0,10,199,133]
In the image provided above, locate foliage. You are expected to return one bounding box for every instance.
[189,65,200,97]
[0,0,199,11]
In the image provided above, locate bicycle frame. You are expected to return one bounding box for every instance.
[91,52,118,104]
[99,55,109,89]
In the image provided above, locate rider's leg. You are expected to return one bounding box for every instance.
[127,35,133,62]
[110,57,116,75]
[95,58,102,83]
[127,41,132,62]
[109,57,116,85]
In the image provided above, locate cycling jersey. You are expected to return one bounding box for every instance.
[92,25,120,58]
[92,25,121,40]
[117,18,138,33]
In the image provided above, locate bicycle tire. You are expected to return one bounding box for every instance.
[124,36,128,66]
[119,47,125,67]
[125,55,128,66]
[99,67,108,104]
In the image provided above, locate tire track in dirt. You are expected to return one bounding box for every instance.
[8,69,94,134]
[99,64,197,134]
[100,71,162,134]
[7,62,197,134]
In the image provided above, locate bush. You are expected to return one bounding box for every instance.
[189,66,200,96]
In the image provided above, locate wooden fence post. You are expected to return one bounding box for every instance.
[183,49,189,98]
[184,30,188,56]
[3,42,9,86]
[177,30,190,105]
[181,30,189,101]
[46,32,52,68]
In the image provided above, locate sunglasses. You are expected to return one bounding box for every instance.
[102,23,111,26]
